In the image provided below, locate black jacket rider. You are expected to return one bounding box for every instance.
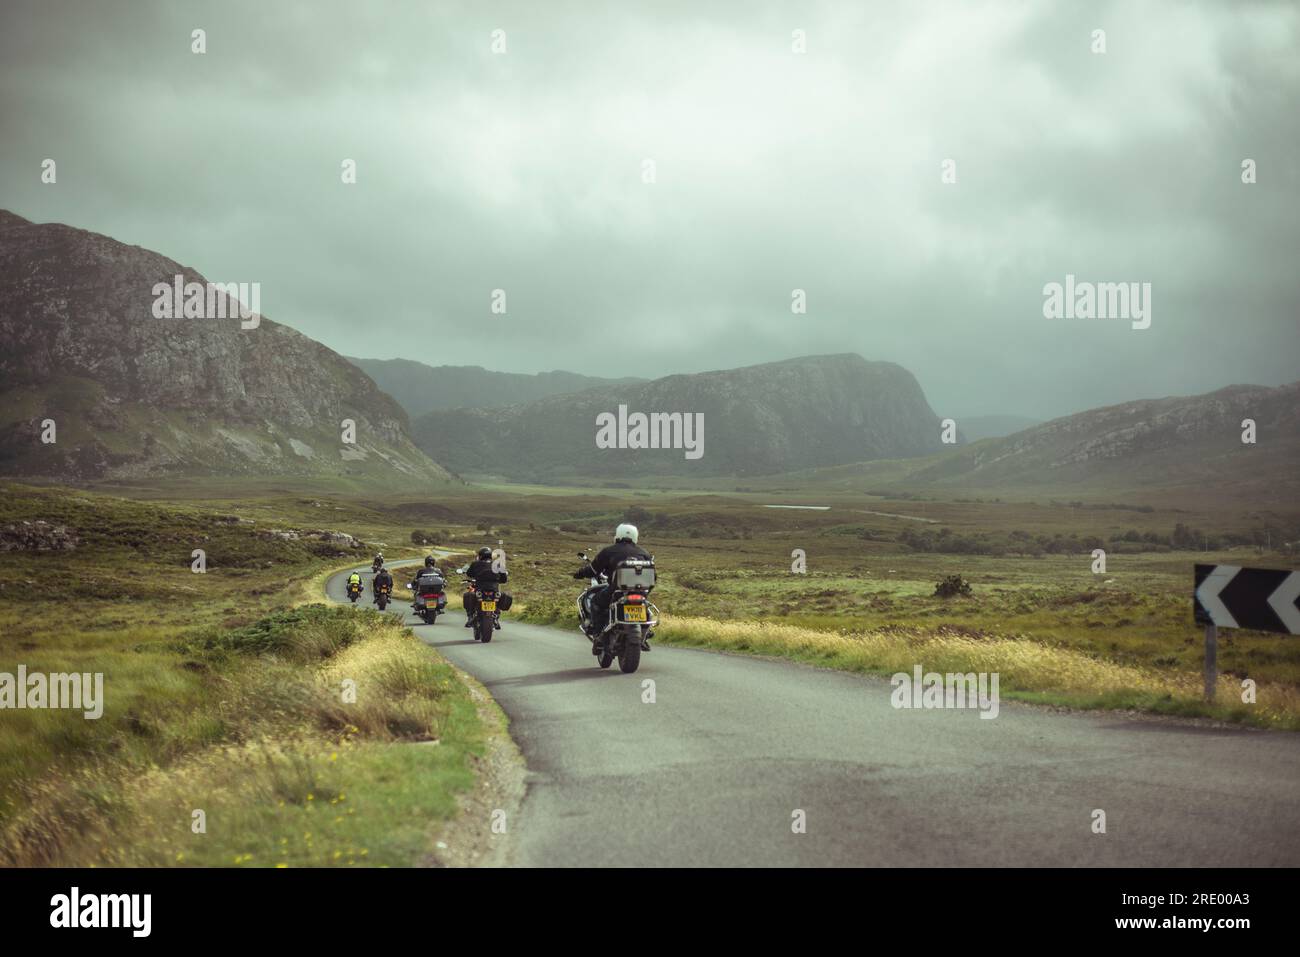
[465,559,507,588]
[575,540,653,580]
[373,568,394,594]
[574,540,652,634]
[410,566,445,591]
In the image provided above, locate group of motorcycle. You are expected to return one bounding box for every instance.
[342,550,660,674]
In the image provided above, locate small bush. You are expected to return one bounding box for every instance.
[174,605,370,662]
[934,575,972,598]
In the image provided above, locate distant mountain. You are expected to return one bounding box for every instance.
[0,211,449,483]
[348,357,645,418]
[411,354,955,481]
[908,383,1300,505]
[958,415,1042,441]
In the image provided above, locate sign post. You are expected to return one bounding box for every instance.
[1194,564,1300,702]
[1203,623,1216,701]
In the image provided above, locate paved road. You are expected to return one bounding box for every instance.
[326,562,1300,867]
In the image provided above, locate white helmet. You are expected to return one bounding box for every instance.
[615,523,639,544]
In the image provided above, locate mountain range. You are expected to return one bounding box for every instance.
[906,382,1300,505]
[410,354,955,481]
[1,210,1293,502]
[348,357,643,418]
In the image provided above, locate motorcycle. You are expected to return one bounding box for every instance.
[464,579,503,643]
[575,551,658,674]
[374,581,392,611]
[346,579,363,603]
[407,574,447,624]
[372,557,384,574]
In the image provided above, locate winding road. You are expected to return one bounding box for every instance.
[326,562,1300,867]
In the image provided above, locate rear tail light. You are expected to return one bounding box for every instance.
[627,594,645,603]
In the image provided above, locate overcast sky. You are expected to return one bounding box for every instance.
[2,0,1297,420]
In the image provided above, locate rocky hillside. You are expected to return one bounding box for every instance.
[412,354,953,481]
[349,357,645,418]
[908,382,1300,505]
[0,210,450,483]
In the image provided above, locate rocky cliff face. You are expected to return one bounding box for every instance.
[0,210,449,482]
[412,353,952,480]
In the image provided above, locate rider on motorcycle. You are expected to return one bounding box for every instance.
[410,555,444,600]
[347,570,363,594]
[373,551,384,566]
[572,523,651,638]
[372,564,393,602]
[463,546,507,627]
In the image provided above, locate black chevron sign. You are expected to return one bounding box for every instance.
[1194,564,1300,635]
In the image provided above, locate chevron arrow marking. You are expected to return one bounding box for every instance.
[1195,565,1240,629]
[1266,571,1300,635]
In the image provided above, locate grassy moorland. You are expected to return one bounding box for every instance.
[426,488,1300,729]
[75,478,1300,728]
[2,474,1296,868]
[0,482,482,866]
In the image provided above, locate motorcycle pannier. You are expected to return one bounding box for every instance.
[498,592,513,611]
[611,560,655,590]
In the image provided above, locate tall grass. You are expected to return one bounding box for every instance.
[0,606,483,866]
[647,615,1299,729]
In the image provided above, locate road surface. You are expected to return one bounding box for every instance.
[326,562,1300,866]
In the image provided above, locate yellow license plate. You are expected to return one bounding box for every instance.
[623,604,647,621]
[480,601,497,612]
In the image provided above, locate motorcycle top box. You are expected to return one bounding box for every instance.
[611,560,655,591]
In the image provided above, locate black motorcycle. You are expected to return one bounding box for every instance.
[465,580,507,643]
[407,574,447,624]
[575,551,658,674]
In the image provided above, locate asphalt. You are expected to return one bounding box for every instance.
[325,561,1300,867]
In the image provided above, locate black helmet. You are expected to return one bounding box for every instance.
[477,547,492,560]
[424,555,436,567]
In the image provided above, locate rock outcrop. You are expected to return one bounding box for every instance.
[0,210,450,483]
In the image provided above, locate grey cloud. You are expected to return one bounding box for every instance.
[1,0,1296,421]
